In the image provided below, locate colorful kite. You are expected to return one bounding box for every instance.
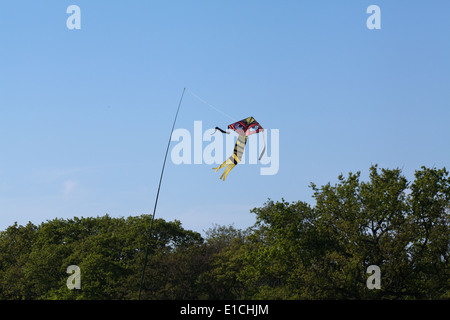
[212,116,265,181]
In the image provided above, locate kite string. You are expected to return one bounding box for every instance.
[138,87,186,300]
[186,89,237,122]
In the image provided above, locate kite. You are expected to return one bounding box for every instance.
[139,88,264,299]
[212,116,266,181]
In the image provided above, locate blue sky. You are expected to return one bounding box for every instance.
[1,1,449,234]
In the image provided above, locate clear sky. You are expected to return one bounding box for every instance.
[1,1,449,234]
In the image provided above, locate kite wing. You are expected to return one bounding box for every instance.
[212,116,266,181]
[228,116,263,136]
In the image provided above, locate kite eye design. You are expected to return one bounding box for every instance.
[249,125,259,132]
[234,123,244,130]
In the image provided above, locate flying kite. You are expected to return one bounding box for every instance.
[138,88,266,300]
[139,89,265,299]
[212,116,266,181]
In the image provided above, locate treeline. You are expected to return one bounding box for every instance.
[0,165,449,300]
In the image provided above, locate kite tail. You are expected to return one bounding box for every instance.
[213,135,247,181]
[211,127,229,135]
[259,129,266,160]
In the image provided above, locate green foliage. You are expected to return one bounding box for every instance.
[0,166,448,300]
[0,215,203,300]
[240,165,450,299]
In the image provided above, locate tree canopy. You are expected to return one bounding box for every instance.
[0,165,448,299]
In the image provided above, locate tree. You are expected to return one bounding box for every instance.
[408,167,450,298]
[0,222,37,299]
[0,165,448,300]
[0,215,204,300]
[239,165,449,299]
[198,225,249,299]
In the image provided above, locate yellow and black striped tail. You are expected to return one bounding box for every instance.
[213,135,247,181]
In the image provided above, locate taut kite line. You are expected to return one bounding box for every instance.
[138,88,186,300]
